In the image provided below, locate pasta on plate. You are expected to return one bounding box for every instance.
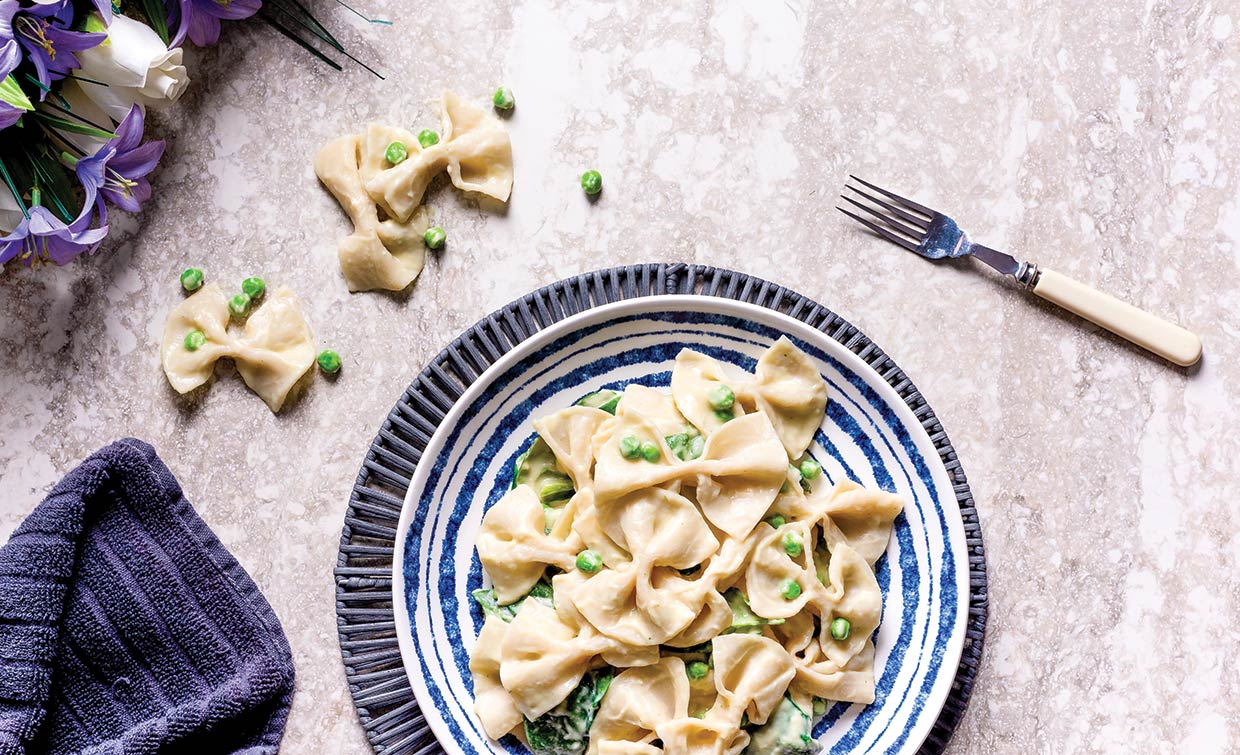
[468,338,903,755]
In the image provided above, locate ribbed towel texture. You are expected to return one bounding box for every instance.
[0,439,295,755]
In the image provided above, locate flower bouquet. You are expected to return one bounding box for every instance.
[0,0,372,268]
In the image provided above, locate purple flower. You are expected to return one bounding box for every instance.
[0,103,19,129]
[89,0,113,26]
[2,0,106,96]
[0,205,108,267]
[75,105,165,222]
[0,38,22,130]
[170,0,261,48]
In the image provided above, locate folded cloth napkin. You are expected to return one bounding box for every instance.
[0,439,295,755]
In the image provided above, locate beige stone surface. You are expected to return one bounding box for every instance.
[2,0,1238,752]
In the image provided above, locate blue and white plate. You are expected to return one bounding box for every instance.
[393,296,970,755]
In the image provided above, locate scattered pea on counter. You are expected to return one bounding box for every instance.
[580,169,602,196]
[385,141,408,165]
[242,276,265,301]
[183,330,206,351]
[492,86,515,111]
[317,349,342,374]
[228,293,252,318]
[180,268,204,291]
[423,226,446,250]
[417,129,439,148]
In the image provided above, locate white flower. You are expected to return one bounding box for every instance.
[54,79,115,155]
[74,14,190,123]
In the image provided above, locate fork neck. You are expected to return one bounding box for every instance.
[972,243,1041,289]
[1013,262,1040,289]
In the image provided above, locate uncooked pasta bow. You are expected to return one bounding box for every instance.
[161,283,316,412]
[468,337,904,755]
[314,91,514,292]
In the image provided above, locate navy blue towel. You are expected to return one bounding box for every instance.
[0,439,295,754]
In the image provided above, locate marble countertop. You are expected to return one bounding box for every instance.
[2,0,1237,752]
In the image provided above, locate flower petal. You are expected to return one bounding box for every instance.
[110,140,164,178]
[0,102,21,130]
[201,0,261,21]
[113,104,144,152]
[187,10,221,46]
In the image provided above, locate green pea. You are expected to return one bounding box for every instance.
[241,276,266,300]
[780,579,801,601]
[580,169,602,196]
[423,226,446,250]
[619,434,641,460]
[799,459,822,480]
[575,549,602,574]
[829,617,851,640]
[228,292,252,318]
[180,268,204,292]
[812,697,827,717]
[692,710,707,720]
[183,330,206,351]
[493,86,515,110]
[417,129,440,148]
[385,141,408,165]
[639,441,660,463]
[686,661,709,681]
[764,515,786,529]
[707,384,735,410]
[782,531,803,558]
[317,349,342,374]
[687,434,705,460]
[714,408,734,423]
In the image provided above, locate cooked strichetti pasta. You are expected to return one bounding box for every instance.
[468,337,903,755]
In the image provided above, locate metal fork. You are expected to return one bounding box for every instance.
[837,176,1203,367]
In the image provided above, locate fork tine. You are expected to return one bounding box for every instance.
[836,206,918,252]
[839,195,926,242]
[843,182,930,230]
[847,175,935,218]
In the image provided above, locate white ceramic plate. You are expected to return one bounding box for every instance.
[393,295,969,755]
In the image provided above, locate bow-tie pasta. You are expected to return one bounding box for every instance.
[314,133,429,293]
[161,283,316,412]
[316,91,513,293]
[468,339,903,755]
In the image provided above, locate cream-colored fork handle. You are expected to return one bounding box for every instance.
[1032,269,1202,366]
